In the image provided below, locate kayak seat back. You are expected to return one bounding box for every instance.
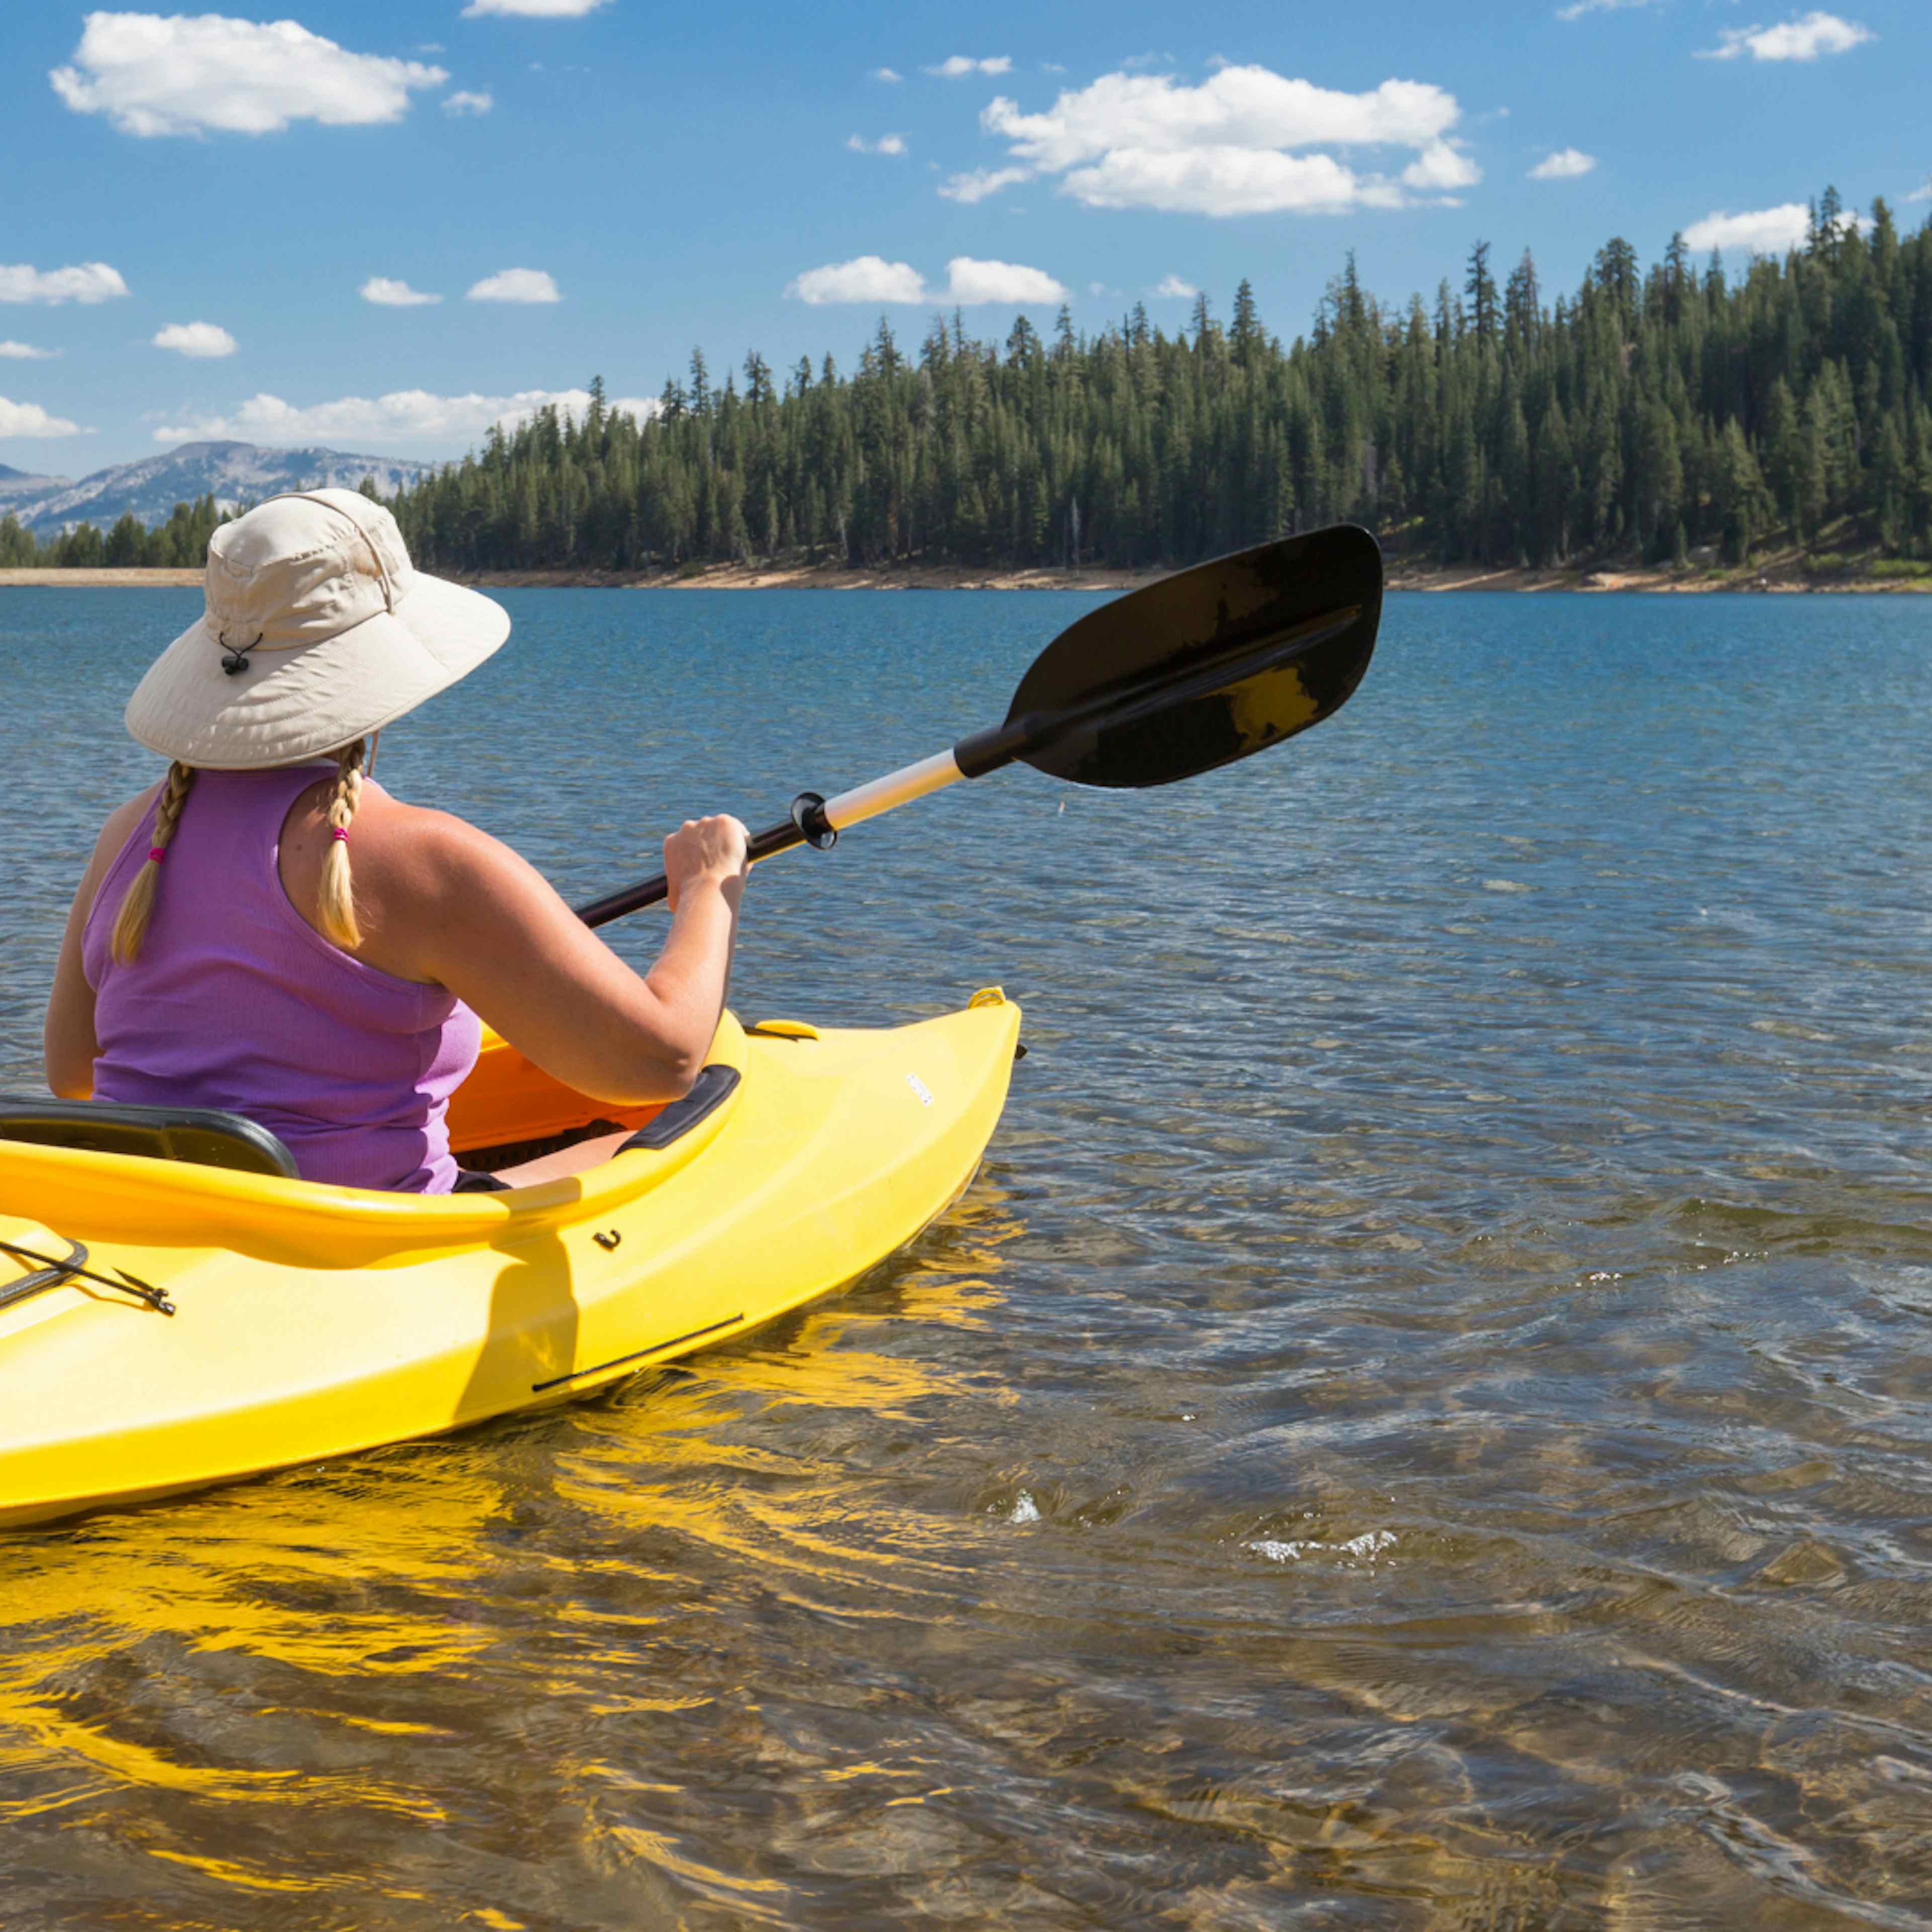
[618,1064,741,1153]
[0,1095,300,1181]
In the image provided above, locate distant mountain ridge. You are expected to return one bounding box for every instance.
[2,441,442,536]
[0,462,64,507]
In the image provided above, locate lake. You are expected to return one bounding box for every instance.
[3,585,1931,1926]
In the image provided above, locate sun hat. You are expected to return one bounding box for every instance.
[124,489,510,770]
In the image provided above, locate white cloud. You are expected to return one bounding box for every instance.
[1910,180,1932,204]
[1401,139,1480,191]
[442,90,494,116]
[360,277,443,306]
[1556,0,1662,18]
[938,165,1032,203]
[153,320,237,358]
[928,55,1013,77]
[847,133,908,154]
[1683,203,1811,254]
[50,13,447,137]
[977,66,1475,215]
[1530,146,1596,179]
[1066,147,1393,217]
[152,386,659,449]
[944,258,1067,304]
[0,262,129,305]
[786,257,931,305]
[0,398,85,439]
[1701,11,1874,60]
[0,341,57,359]
[1150,274,1198,298]
[467,267,562,303]
[461,0,611,14]
[785,255,1068,306]
[872,66,903,83]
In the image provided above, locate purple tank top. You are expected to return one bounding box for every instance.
[82,766,480,1193]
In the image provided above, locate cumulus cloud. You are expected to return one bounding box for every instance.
[1701,11,1874,60]
[945,258,1067,304]
[0,397,85,439]
[0,262,129,305]
[153,386,658,448]
[1911,180,1932,204]
[1401,140,1481,191]
[461,0,611,14]
[872,66,903,83]
[1530,146,1596,179]
[786,255,1068,306]
[938,165,1032,203]
[1150,274,1198,298]
[153,320,237,358]
[442,90,494,116]
[50,12,448,137]
[975,65,1476,215]
[786,257,930,305]
[1683,203,1812,254]
[847,133,908,154]
[1556,0,1662,18]
[0,341,57,359]
[360,276,443,306]
[467,267,562,303]
[927,55,1012,76]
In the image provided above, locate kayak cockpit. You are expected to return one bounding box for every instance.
[0,1012,751,1269]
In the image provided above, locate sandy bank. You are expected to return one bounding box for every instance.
[1385,560,1930,594]
[5,559,1926,594]
[466,562,1167,592]
[0,568,203,588]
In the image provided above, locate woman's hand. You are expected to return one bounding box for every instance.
[662,814,749,913]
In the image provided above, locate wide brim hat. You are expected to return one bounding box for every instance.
[125,488,510,769]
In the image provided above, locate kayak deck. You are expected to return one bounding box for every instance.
[0,990,1019,1528]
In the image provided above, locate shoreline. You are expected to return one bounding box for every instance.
[3,558,1926,594]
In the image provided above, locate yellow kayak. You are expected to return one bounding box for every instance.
[0,989,1020,1530]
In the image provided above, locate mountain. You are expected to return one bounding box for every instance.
[0,462,65,508]
[2,441,442,536]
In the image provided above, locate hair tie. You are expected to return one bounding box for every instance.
[147,845,168,864]
[330,827,349,843]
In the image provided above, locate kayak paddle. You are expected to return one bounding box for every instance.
[574,522,1382,929]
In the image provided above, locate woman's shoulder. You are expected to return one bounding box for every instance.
[340,785,544,927]
[353,783,514,874]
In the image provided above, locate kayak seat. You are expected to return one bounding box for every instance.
[0,1095,300,1180]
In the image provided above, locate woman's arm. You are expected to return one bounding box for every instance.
[336,798,750,1106]
[44,792,156,1097]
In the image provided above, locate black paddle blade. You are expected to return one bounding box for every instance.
[1005,524,1382,789]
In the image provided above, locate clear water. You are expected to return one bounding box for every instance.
[4,586,1932,1927]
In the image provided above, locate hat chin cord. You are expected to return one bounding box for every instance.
[218,630,264,677]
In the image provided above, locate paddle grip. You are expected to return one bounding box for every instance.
[574,813,807,929]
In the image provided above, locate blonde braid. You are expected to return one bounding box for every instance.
[316,737,366,949]
[110,761,197,965]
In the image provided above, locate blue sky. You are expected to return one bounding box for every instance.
[2,0,1926,477]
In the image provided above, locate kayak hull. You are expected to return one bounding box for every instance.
[0,991,1019,1529]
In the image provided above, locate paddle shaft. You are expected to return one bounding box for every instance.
[571,601,1360,931]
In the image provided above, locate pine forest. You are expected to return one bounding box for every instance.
[10,188,1932,580]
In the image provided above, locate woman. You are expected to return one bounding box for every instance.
[42,488,748,1194]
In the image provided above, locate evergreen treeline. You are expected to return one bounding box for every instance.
[14,190,1932,575]
[1,494,228,569]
